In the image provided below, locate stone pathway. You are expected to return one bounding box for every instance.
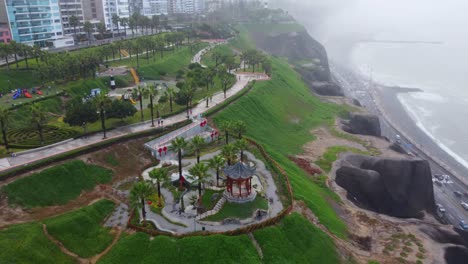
[140,151,283,234]
[0,43,269,171]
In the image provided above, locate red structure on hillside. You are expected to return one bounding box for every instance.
[223,162,256,201]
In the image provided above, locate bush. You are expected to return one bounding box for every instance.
[6,126,79,148]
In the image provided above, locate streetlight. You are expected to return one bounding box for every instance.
[97,109,107,139]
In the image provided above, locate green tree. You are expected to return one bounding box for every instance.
[188,163,210,206]
[112,14,120,37]
[219,121,233,144]
[221,144,237,166]
[30,103,47,145]
[165,87,175,112]
[142,84,158,127]
[232,120,247,139]
[96,22,107,40]
[9,40,21,70]
[83,21,94,44]
[170,137,188,188]
[0,107,12,152]
[69,15,80,41]
[235,138,248,162]
[63,100,98,133]
[208,155,225,187]
[120,17,129,36]
[148,168,169,206]
[132,86,145,121]
[190,135,205,163]
[107,100,137,120]
[130,181,153,224]
[0,43,12,70]
[93,91,111,139]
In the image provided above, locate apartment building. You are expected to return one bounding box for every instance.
[1,0,64,46]
[58,0,85,36]
[82,0,104,20]
[142,0,168,16]
[169,0,205,14]
[0,24,12,43]
[102,0,130,31]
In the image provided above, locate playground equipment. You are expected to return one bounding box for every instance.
[120,49,129,57]
[24,90,32,98]
[121,93,137,105]
[110,75,116,90]
[32,87,43,95]
[130,68,140,85]
[12,89,21,100]
[129,98,137,105]
[12,89,33,100]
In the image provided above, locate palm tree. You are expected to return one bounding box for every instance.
[188,163,210,206]
[235,138,248,162]
[170,137,188,188]
[0,43,12,70]
[120,17,129,36]
[93,91,111,139]
[9,41,20,70]
[112,14,120,37]
[0,107,11,152]
[30,103,47,145]
[69,15,80,41]
[148,168,169,206]
[209,155,225,187]
[130,181,153,224]
[96,22,106,40]
[219,121,232,144]
[132,86,145,121]
[232,120,247,139]
[143,84,158,127]
[83,21,94,45]
[190,135,205,163]
[166,87,175,112]
[221,144,237,166]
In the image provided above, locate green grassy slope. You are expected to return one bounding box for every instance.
[2,160,113,208]
[213,57,349,238]
[0,222,76,264]
[98,233,261,264]
[254,213,339,263]
[44,200,116,257]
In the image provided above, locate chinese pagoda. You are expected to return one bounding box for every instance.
[223,162,257,203]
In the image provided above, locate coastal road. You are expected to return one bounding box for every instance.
[331,63,468,229]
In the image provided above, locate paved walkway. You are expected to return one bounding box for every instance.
[141,151,283,234]
[0,45,269,172]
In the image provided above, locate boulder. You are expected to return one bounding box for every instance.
[342,113,381,137]
[336,154,435,218]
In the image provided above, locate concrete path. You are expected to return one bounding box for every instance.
[0,44,268,172]
[140,151,283,234]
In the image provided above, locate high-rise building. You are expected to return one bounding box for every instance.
[0,23,12,43]
[102,0,130,31]
[1,0,64,46]
[129,0,143,15]
[169,0,204,14]
[59,0,85,36]
[142,0,168,16]
[83,0,104,21]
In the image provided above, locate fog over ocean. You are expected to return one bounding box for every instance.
[272,0,468,170]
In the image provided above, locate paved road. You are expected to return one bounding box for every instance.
[332,63,468,229]
[0,44,268,172]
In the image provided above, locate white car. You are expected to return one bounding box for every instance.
[461,202,468,210]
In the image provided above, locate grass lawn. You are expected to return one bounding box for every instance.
[0,222,76,264]
[253,213,339,264]
[200,44,238,68]
[203,196,268,221]
[1,160,113,208]
[316,146,370,172]
[44,200,116,258]
[98,232,261,264]
[201,189,222,211]
[213,56,350,238]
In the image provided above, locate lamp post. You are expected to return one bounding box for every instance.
[97,108,107,139]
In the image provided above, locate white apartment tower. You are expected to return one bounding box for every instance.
[102,0,130,31]
[59,0,85,36]
[142,0,168,16]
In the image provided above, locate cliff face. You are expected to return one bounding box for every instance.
[249,28,343,96]
[336,154,435,218]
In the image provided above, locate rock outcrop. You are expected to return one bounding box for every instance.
[336,154,435,218]
[341,113,381,137]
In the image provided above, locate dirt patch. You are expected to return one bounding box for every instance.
[289,156,322,175]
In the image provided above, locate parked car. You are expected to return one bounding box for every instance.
[459,220,468,230]
[454,191,463,197]
[461,202,468,210]
[434,180,443,186]
[438,207,446,213]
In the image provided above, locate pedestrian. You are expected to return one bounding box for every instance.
[161,119,164,126]
[158,119,161,126]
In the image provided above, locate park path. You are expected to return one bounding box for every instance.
[0,44,269,172]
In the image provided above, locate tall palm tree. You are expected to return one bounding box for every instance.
[30,103,47,145]
[96,22,106,40]
[190,135,205,163]
[170,137,188,188]
[148,168,168,206]
[235,138,248,162]
[83,21,94,45]
[219,121,232,144]
[209,155,225,187]
[9,41,20,70]
[0,107,11,152]
[0,43,12,70]
[69,15,80,41]
[232,120,247,139]
[132,86,145,121]
[143,84,158,127]
[112,14,120,37]
[221,144,237,166]
[188,163,210,206]
[165,87,175,112]
[93,91,111,139]
[130,181,153,224]
[120,17,128,36]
